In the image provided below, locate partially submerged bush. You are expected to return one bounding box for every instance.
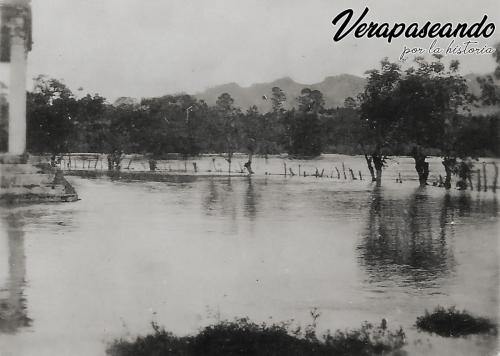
[107,318,406,356]
[323,321,406,356]
[416,306,497,337]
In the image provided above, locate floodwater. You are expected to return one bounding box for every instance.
[0,155,499,356]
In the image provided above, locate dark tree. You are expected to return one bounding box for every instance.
[297,88,324,114]
[358,59,402,185]
[358,57,473,187]
[73,93,108,153]
[288,89,325,157]
[0,89,7,152]
[477,42,500,105]
[270,86,286,113]
[397,56,472,187]
[27,76,78,154]
[322,106,363,155]
[216,93,240,173]
[259,86,287,156]
[240,105,260,173]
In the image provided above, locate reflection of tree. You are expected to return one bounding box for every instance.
[358,187,455,287]
[202,177,260,222]
[359,188,498,288]
[203,178,226,215]
[201,177,237,218]
[243,177,257,221]
[0,212,31,333]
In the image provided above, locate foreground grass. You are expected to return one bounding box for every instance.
[107,318,406,356]
[416,306,497,337]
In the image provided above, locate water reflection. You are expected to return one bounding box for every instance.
[202,177,260,221]
[0,212,31,333]
[243,177,257,220]
[203,178,221,214]
[203,178,236,218]
[358,187,498,288]
[358,187,455,288]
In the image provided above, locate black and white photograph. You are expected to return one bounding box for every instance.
[0,1,499,355]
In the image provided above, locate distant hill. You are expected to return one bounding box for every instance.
[116,73,497,114]
[194,74,367,112]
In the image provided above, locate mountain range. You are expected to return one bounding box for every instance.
[194,74,366,112]
[114,73,491,113]
[193,73,488,112]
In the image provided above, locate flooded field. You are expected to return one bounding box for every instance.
[1,155,499,356]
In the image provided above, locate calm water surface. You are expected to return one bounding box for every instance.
[0,156,499,356]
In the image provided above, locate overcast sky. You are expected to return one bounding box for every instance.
[29,0,500,100]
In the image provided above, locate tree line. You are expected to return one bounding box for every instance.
[4,52,497,188]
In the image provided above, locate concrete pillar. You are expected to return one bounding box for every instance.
[0,0,31,155]
[8,33,26,154]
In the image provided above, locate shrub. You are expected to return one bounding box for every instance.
[107,318,406,356]
[416,306,497,337]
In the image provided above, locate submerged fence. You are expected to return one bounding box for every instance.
[38,153,500,192]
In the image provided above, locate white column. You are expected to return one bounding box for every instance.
[8,33,27,155]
